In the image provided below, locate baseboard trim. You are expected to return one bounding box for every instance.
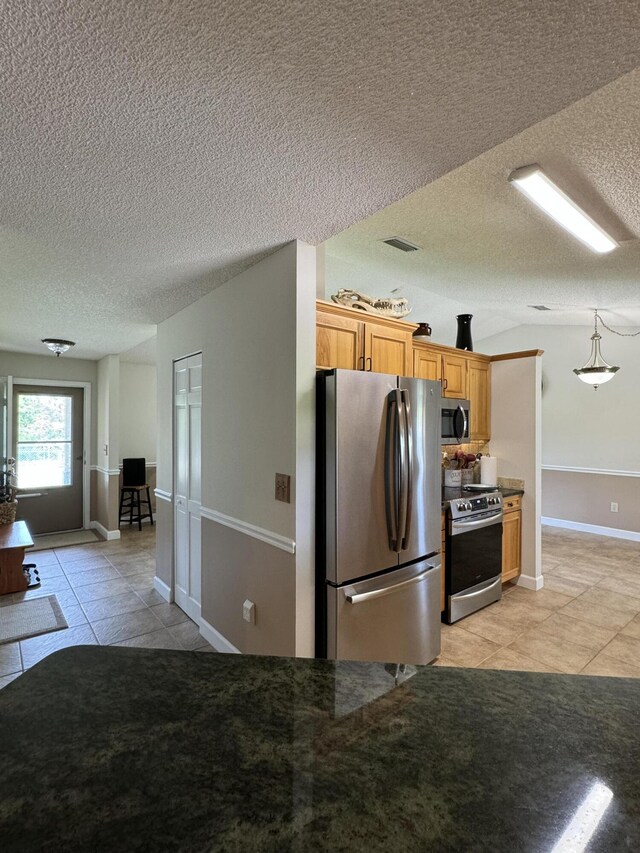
[200,617,241,655]
[542,516,640,542]
[200,507,296,554]
[517,573,544,591]
[153,576,173,603]
[154,488,172,502]
[89,521,121,541]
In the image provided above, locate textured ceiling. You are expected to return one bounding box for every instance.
[324,68,640,346]
[2,0,640,358]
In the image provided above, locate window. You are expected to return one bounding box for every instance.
[15,394,73,489]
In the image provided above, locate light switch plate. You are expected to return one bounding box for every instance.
[275,473,291,503]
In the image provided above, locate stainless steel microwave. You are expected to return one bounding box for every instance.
[441,398,470,445]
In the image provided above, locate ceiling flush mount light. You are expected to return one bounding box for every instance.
[41,338,75,357]
[508,165,618,254]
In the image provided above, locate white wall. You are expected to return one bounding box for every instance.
[156,241,316,656]
[479,323,640,470]
[491,355,542,588]
[480,324,640,533]
[119,362,157,463]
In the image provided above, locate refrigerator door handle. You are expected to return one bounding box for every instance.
[384,390,401,551]
[400,388,412,549]
[344,561,440,604]
[396,390,409,552]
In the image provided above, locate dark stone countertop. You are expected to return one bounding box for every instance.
[1,646,639,852]
[442,485,525,510]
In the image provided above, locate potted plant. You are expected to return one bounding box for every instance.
[0,458,18,524]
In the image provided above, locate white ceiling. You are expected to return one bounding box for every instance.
[2,1,640,359]
[323,68,640,346]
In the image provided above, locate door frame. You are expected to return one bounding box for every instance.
[10,377,92,530]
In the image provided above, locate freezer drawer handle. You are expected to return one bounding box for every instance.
[344,563,439,605]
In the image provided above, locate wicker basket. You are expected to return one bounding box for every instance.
[0,501,18,525]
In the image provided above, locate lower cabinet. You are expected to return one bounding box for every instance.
[502,501,522,583]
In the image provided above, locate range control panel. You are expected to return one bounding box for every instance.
[449,493,503,520]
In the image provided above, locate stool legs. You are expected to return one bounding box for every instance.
[146,487,154,526]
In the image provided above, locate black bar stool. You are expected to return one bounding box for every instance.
[119,458,154,531]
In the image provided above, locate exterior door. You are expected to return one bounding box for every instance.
[12,385,84,534]
[174,354,202,622]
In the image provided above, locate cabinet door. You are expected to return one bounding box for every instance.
[365,322,413,376]
[316,311,364,370]
[442,353,467,398]
[467,359,491,440]
[502,510,521,582]
[413,346,442,381]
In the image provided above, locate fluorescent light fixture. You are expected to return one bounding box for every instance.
[508,165,618,254]
[550,780,613,853]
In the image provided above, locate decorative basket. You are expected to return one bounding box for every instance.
[0,501,18,525]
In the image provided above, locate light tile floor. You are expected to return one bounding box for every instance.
[436,525,640,677]
[3,523,639,688]
[0,524,213,689]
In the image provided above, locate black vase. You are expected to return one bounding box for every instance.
[456,314,473,351]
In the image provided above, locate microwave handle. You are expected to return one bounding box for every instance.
[454,404,468,443]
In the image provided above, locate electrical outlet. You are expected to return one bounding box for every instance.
[275,473,291,503]
[611,502,619,513]
[243,599,256,624]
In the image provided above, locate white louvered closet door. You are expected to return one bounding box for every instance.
[173,354,202,622]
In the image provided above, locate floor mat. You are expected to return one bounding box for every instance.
[30,530,100,551]
[0,595,68,645]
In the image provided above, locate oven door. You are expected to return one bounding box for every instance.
[447,511,503,594]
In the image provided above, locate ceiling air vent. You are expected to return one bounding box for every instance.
[529,305,551,311]
[382,237,420,252]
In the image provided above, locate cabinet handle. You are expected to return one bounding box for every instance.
[506,502,513,507]
[358,356,365,371]
[366,357,372,371]
[443,378,448,391]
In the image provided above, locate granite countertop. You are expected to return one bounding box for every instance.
[442,485,525,510]
[1,646,639,852]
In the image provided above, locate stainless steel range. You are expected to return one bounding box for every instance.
[444,492,503,624]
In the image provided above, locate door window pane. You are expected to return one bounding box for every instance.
[16,394,73,488]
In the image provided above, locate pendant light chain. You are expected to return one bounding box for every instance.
[594,311,640,337]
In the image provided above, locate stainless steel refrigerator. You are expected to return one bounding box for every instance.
[317,369,442,665]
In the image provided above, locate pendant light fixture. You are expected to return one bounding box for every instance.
[41,338,75,357]
[573,311,640,389]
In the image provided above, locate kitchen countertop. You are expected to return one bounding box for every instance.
[1,646,639,851]
[442,485,524,510]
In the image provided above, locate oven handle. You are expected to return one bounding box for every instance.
[450,511,503,535]
[451,576,502,600]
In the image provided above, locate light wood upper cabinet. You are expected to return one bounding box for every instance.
[441,353,467,398]
[502,508,521,583]
[316,311,364,370]
[365,322,413,377]
[315,303,413,376]
[413,346,442,382]
[467,358,491,441]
